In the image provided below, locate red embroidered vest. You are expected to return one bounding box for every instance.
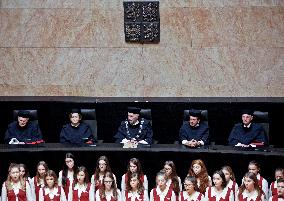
[72,183,91,201]
[63,178,71,198]
[34,177,44,201]
[270,182,277,197]
[6,182,27,201]
[208,187,231,201]
[153,188,173,201]
[43,187,61,201]
[180,191,203,201]
[257,177,264,189]
[238,193,262,201]
[125,191,144,201]
[93,175,103,190]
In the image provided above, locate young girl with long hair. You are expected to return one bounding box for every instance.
[19,164,31,183]
[188,159,212,194]
[150,171,176,201]
[1,163,33,201]
[222,166,238,198]
[179,176,204,201]
[123,173,148,201]
[30,161,49,201]
[164,161,181,197]
[58,153,78,200]
[95,171,121,201]
[91,156,117,191]
[204,170,233,201]
[238,172,265,201]
[121,158,148,194]
[39,170,67,201]
[69,166,95,201]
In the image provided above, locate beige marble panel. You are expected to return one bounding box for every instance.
[1,0,95,8]
[0,47,145,96]
[0,9,96,47]
[191,6,284,47]
[141,47,284,97]
[190,0,284,7]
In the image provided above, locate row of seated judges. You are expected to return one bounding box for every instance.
[4,107,268,147]
[1,156,284,201]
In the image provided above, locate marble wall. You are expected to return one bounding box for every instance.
[0,0,283,97]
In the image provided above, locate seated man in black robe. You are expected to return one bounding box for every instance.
[114,107,153,144]
[228,110,268,147]
[60,109,95,145]
[179,109,209,147]
[4,110,43,144]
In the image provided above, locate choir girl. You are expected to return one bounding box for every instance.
[204,170,234,201]
[58,153,78,200]
[19,164,31,183]
[95,171,121,201]
[69,166,95,201]
[122,172,148,201]
[179,176,204,201]
[238,172,265,201]
[222,166,238,198]
[188,159,212,194]
[150,171,176,201]
[121,158,148,194]
[30,161,49,201]
[269,178,284,201]
[91,156,117,190]
[163,161,182,196]
[269,168,284,197]
[247,161,268,199]
[1,163,33,201]
[38,170,67,201]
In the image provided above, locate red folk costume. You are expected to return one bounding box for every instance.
[33,177,44,201]
[238,190,263,201]
[42,187,62,201]
[179,191,203,201]
[152,187,175,201]
[4,181,29,201]
[125,191,144,201]
[72,183,91,201]
[270,182,278,197]
[207,187,232,201]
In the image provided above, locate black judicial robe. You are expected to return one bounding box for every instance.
[60,122,94,144]
[228,123,268,145]
[179,122,209,144]
[4,121,43,143]
[114,118,153,144]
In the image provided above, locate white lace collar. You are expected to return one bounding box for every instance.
[156,186,170,196]
[228,180,233,188]
[210,186,229,199]
[128,191,140,199]
[74,183,87,191]
[183,191,200,200]
[242,189,258,200]
[44,187,59,199]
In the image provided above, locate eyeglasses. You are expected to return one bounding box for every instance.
[184,183,193,187]
[104,180,113,183]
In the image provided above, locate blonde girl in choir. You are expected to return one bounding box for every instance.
[121,158,148,195]
[30,161,49,201]
[1,163,33,201]
[96,171,121,201]
[188,159,212,194]
[39,170,67,201]
[204,170,234,201]
[269,168,284,198]
[179,176,204,201]
[91,156,117,191]
[150,171,176,201]
[222,166,239,198]
[69,166,95,201]
[163,161,182,198]
[58,153,78,200]
[123,173,148,201]
[246,161,268,199]
[238,172,265,201]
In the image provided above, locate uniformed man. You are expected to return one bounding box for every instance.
[114,107,153,144]
[228,110,268,147]
[179,109,209,147]
[5,110,43,144]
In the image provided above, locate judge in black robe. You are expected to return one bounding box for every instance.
[114,107,153,144]
[179,109,209,147]
[228,110,268,146]
[60,109,94,145]
[4,110,43,144]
